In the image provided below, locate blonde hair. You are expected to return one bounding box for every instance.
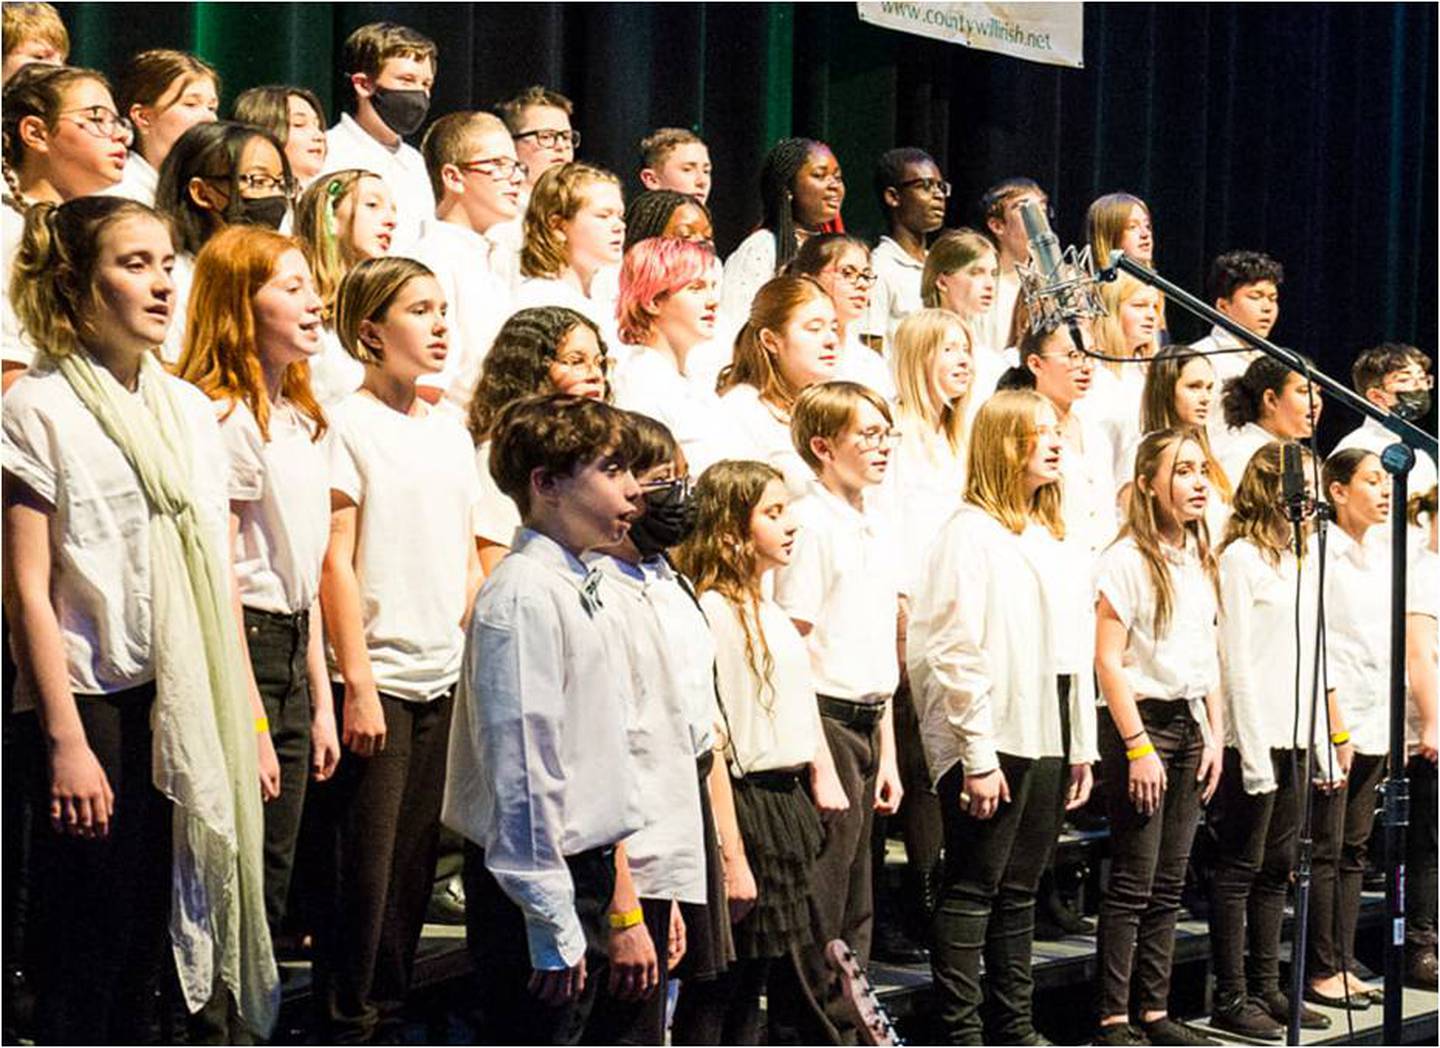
[716,274,831,412]
[2,3,68,61]
[1220,441,1305,567]
[334,255,435,365]
[964,389,1065,539]
[294,169,385,320]
[420,110,508,200]
[892,307,973,458]
[672,460,785,711]
[1086,192,1149,270]
[1094,271,1160,374]
[1140,345,1233,504]
[790,380,893,472]
[920,228,994,311]
[1116,426,1220,636]
[521,161,621,278]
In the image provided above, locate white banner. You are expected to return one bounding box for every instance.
[856,2,1084,70]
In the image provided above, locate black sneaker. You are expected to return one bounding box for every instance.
[1253,989,1331,1031]
[1210,993,1283,1041]
[1138,1016,1220,1046]
[1093,1023,1149,1046]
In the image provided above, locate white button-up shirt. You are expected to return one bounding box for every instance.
[319,113,435,254]
[1334,416,1438,506]
[718,383,812,496]
[1325,526,1392,755]
[863,236,924,350]
[1193,325,1261,464]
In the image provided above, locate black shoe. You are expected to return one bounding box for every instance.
[871,920,928,965]
[1014,1032,1052,1046]
[1210,993,1283,1041]
[1092,1023,1149,1046]
[1036,894,1095,939]
[1138,1016,1220,1046]
[1303,984,1371,1011]
[1253,989,1331,1031]
[426,873,467,924]
[1407,947,1439,990]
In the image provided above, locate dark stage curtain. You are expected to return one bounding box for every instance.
[54,1,1436,447]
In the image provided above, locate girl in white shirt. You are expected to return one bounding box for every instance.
[1093,426,1224,1047]
[1217,354,1323,488]
[515,161,625,345]
[110,49,219,206]
[1136,346,1233,526]
[673,459,848,1045]
[175,224,341,934]
[717,275,841,495]
[785,232,896,400]
[1087,273,1162,487]
[4,196,275,1041]
[906,390,1097,1044]
[1306,448,1392,1007]
[920,228,1008,403]
[466,305,611,575]
[293,169,398,403]
[313,256,483,1043]
[1209,443,1333,1037]
[232,85,329,190]
[612,235,736,475]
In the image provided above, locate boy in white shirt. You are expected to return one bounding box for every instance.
[320,22,437,253]
[864,148,948,352]
[637,127,712,205]
[770,381,904,1043]
[1193,250,1284,460]
[443,394,646,1043]
[497,84,579,197]
[414,111,522,414]
[1333,342,1438,496]
[972,176,1048,353]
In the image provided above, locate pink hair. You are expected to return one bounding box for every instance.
[616,236,714,345]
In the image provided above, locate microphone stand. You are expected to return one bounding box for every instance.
[1101,252,1437,1046]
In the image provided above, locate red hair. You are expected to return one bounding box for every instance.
[616,236,714,345]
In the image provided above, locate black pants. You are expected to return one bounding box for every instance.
[464,843,615,1045]
[310,686,453,1043]
[1308,751,1385,979]
[891,679,943,890]
[244,607,313,928]
[669,957,771,1046]
[768,710,881,1045]
[1096,700,1204,1019]
[1408,755,1438,947]
[24,684,174,1044]
[1207,747,1300,999]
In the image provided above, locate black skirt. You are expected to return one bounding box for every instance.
[729,766,823,959]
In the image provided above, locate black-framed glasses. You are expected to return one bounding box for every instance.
[897,177,952,198]
[1041,349,1091,369]
[58,105,133,144]
[456,157,529,182]
[640,475,693,498]
[829,264,877,289]
[514,128,580,150]
[201,171,295,197]
[855,426,902,451]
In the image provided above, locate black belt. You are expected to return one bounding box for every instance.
[818,694,886,729]
[740,766,806,790]
[243,605,310,634]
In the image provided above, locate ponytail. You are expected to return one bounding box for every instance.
[1221,355,1292,429]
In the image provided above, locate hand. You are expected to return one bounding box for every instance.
[962,768,1010,820]
[607,919,660,1001]
[1065,763,1094,811]
[48,738,114,839]
[811,763,851,817]
[311,707,341,782]
[342,683,387,757]
[1128,749,1167,816]
[874,758,904,816]
[1422,719,1437,764]
[666,900,687,973]
[1197,744,1222,804]
[257,727,281,802]
[1336,741,1355,777]
[527,958,586,1006]
[724,852,758,924]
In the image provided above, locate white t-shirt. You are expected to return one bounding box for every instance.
[774,481,901,702]
[612,344,740,477]
[1325,525,1391,755]
[219,398,331,615]
[862,236,924,350]
[701,588,823,775]
[319,113,435,255]
[472,439,522,548]
[326,392,481,701]
[717,383,812,496]
[2,359,228,706]
[2,199,32,369]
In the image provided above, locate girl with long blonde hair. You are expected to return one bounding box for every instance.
[672,459,847,1045]
[907,389,1096,1043]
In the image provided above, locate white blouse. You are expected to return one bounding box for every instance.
[717,383,813,496]
[883,421,966,595]
[701,588,822,775]
[612,344,740,477]
[1324,526,1392,755]
[719,229,778,333]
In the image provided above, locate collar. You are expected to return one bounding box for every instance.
[518,529,608,614]
[807,477,874,529]
[876,236,924,270]
[335,112,403,159]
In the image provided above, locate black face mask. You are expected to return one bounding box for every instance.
[630,483,696,559]
[236,194,288,231]
[1394,388,1433,420]
[370,86,430,137]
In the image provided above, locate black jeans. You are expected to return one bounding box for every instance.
[1408,755,1438,947]
[892,679,943,885]
[1308,751,1385,979]
[310,687,453,1043]
[1206,747,1300,998]
[1096,700,1205,1019]
[464,843,615,1045]
[244,607,313,928]
[669,956,771,1046]
[24,684,174,1044]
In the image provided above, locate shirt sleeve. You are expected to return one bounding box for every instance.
[1,396,57,505]
[218,403,265,502]
[1218,546,1277,795]
[327,412,363,504]
[1095,543,1141,629]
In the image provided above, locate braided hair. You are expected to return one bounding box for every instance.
[2,64,113,212]
[623,188,703,252]
[758,136,838,273]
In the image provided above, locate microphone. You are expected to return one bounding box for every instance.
[1014,201,1106,350]
[1280,441,1309,555]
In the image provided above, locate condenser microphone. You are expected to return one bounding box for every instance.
[1014,200,1106,350]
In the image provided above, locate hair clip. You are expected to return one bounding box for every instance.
[323,177,347,239]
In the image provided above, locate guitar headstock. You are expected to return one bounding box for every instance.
[825,938,905,1046]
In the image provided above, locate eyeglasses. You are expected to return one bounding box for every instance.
[1006,199,1055,221]
[58,105,133,145]
[897,177,952,198]
[1386,373,1436,391]
[456,157,528,183]
[514,128,581,150]
[640,475,693,498]
[199,172,295,197]
[552,350,608,375]
[855,427,902,451]
[829,264,877,289]
[1041,349,1092,369]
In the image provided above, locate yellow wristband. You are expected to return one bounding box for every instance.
[1126,742,1156,762]
[255,716,270,734]
[1331,731,1350,745]
[608,906,644,930]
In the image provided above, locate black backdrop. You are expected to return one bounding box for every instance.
[54,1,1438,447]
